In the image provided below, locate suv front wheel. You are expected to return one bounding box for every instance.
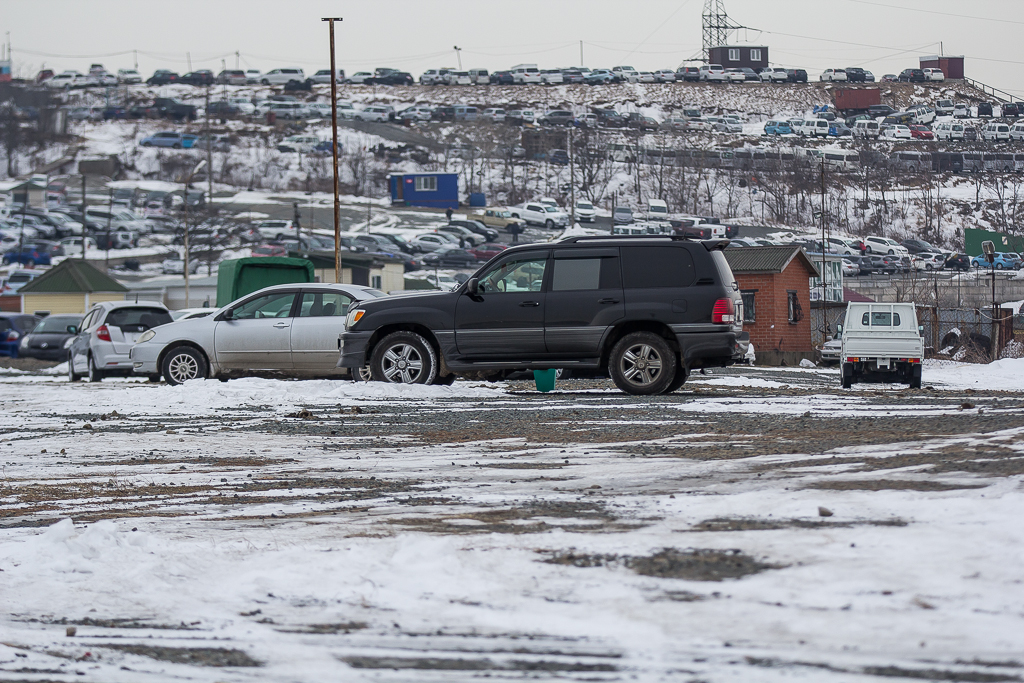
[370,331,438,385]
[609,332,677,395]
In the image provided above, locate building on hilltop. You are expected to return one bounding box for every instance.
[708,45,768,70]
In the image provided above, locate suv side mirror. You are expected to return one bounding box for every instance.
[66,325,78,335]
[466,278,479,295]
[836,324,842,333]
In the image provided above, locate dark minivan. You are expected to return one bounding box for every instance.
[339,236,747,395]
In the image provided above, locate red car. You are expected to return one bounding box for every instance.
[468,244,508,261]
[252,244,288,258]
[909,125,934,140]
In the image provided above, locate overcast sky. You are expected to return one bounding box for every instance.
[4,0,1022,95]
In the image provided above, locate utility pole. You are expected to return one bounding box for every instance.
[80,174,87,259]
[186,51,192,73]
[133,49,138,70]
[183,159,207,309]
[580,41,584,67]
[820,158,827,304]
[454,46,462,70]
[205,85,213,202]
[293,201,302,251]
[235,51,239,69]
[568,128,576,225]
[322,16,343,282]
[105,188,112,272]
[610,192,616,234]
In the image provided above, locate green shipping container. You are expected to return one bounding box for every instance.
[964,228,1024,258]
[215,257,314,307]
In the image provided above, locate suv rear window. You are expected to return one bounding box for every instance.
[105,307,172,331]
[621,246,695,288]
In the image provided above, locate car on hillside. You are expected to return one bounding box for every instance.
[820,69,848,82]
[699,65,726,82]
[972,253,1021,270]
[864,236,909,256]
[898,69,926,83]
[129,284,386,384]
[312,69,343,84]
[3,242,56,266]
[408,233,458,253]
[261,68,305,85]
[574,200,597,222]
[474,209,524,232]
[117,69,142,84]
[338,235,747,394]
[449,219,499,243]
[509,202,569,228]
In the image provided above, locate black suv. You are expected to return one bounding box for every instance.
[898,69,926,83]
[845,67,868,83]
[677,67,700,82]
[338,236,747,395]
[786,69,808,83]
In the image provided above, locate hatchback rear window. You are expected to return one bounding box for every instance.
[621,246,695,288]
[105,307,172,331]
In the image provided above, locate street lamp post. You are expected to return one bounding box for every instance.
[183,158,207,308]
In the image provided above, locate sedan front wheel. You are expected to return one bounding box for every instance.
[162,346,208,386]
[370,331,437,385]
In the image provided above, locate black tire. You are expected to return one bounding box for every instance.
[433,373,456,386]
[147,374,162,383]
[545,219,554,229]
[609,332,676,395]
[369,331,437,384]
[841,363,854,389]
[888,249,894,255]
[172,143,181,149]
[87,354,105,383]
[261,79,270,86]
[664,363,689,394]
[865,246,873,254]
[909,365,922,390]
[68,354,81,382]
[161,346,208,385]
[996,263,1004,270]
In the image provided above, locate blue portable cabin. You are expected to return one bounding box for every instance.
[389,172,458,210]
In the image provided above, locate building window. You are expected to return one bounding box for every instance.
[788,291,803,324]
[414,175,437,192]
[741,290,756,322]
[728,49,740,62]
[750,49,762,62]
[372,275,383,289]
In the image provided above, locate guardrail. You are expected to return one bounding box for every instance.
[964,78,1016,104]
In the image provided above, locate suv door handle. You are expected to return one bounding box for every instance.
[519,301,540,307]
[273,322,290,328]
[598,298,620,304]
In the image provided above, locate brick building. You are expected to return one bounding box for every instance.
[724,246,819,366]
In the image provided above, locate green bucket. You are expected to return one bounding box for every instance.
[533,369,557,392]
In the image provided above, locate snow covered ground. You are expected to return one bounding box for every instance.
[1,361,1022,681]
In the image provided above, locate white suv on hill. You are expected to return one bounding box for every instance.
[864,236,909,256]
[260,68,305,86]
[510,202,569,228]
[699,65,726,82]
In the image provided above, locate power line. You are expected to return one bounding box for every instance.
[618,0,693,65]
[844,0,1024,26]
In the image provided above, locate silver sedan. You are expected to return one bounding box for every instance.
[130,283,386,385]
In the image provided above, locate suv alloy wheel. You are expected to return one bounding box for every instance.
[370,331,438,384]
[609,332,677,395]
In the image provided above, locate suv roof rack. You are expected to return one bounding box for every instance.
[558,234,692,244]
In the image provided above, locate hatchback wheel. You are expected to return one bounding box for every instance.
[162,346,207,385]
[609,332,676,395]
[87,355,105,382]
[68,354,81,382]
[370,331,437,385]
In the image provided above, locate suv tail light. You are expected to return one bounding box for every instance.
[712,298,736,324]
[95,325,112,342]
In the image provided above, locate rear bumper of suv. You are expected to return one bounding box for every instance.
[673,327,748,366]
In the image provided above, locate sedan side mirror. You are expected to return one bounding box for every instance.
[66,325,78,334]
[466,278,479,295]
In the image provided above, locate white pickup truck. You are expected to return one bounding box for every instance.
[840,302,924,389]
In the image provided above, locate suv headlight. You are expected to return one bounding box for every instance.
[137,329,156,344]
[345,308,365,331]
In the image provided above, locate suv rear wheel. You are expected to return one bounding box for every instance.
[609,332,677,395]
[370,331,437,385]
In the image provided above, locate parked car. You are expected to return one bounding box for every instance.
[117,69,142,84]
[339,235,746,394]
[923,68,945,82]
[945,253,970,271]
[261,68,306,86]
[146,70,179,85]
[17,314,81,360]
[0,314,42,357]
[613,206,634,224]
[180,70,215,86]
[67,302,173,381]
[901,239,939,254]
[468,244,509,261]
[311,69,343,84]
[3,242,54,266]
[408,233,458,253]
[129,284,386,384]
[509,203,569,229]
[574,200,597,222]
[677,66,701,82]
[898,69,926,83]
[420,245,478,268]
[449,219,499,242]
[699,65,726,82]
[217,70,248,85]
[820,69,848,82]
[161,257,200,274]
[908,125,934,140]
[972,253,1020,270]
[436,224,481,247]
[153,98,197,120]
[865,236,909,256]
[840,302,924,389]
[252,244,288,258]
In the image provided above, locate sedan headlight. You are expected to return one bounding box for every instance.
[345,308,365,331]
[137,329,156,344]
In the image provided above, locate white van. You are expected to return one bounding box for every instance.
[982,123,1010,142]
[645,198,669,220]
[934,121,965,141]
[511,64,542,84]
[803,119,830,138]
[1011,123,1024,143]
[853,119,880,138]
[467,68,489,85]
[823,149,861,171]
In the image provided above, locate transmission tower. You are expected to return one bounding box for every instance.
[702,0,743,62]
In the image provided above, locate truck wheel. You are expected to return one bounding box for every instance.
[609,332,676,395]
[663,363,689,394]
[370,331,437,385]
[909,366,922,389]
[162,346,207,385]
[841,362,854,389]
